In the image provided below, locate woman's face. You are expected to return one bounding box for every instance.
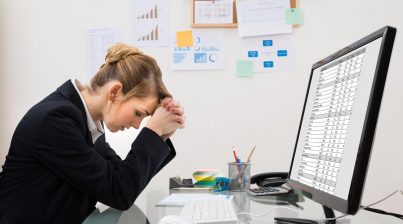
[104,95,159,132]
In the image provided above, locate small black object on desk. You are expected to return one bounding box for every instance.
[169,177,194,189]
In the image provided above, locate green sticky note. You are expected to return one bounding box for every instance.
[285,8,304,25]
[236,60,253,77]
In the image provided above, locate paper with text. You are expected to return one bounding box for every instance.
[236,0,292,37]
[87,27,122,81]
[156,193,231,206]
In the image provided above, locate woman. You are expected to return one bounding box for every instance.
[0,43,185,224]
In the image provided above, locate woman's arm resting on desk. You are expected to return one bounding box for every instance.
[32,108,176,210]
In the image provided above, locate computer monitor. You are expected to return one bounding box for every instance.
[283,26,396,222]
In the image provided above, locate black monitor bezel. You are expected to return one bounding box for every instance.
[287,26,396,215]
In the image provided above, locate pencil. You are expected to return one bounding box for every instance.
[245,145,256,163]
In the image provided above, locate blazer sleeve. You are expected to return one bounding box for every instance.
[93,136,123,164]
[94,134,176,175]
[24,105,176,210]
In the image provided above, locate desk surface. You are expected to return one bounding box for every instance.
[83,189,400,224]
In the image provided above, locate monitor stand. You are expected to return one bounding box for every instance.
[274,205,335,224]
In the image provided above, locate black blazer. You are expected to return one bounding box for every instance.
[0,80,176,224]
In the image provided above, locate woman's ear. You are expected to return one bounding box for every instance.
[108,81,123,101]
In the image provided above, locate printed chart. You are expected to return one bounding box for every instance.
[133,0,169,47]
[170,30,223,70]
[240,34,294,72]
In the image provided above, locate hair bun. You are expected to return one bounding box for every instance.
[105,43,141,64]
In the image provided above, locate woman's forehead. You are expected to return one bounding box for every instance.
[127,96,159,114]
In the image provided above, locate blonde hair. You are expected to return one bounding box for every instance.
[90,43,171,102]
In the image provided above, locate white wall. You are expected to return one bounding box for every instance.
[1,0,402,215]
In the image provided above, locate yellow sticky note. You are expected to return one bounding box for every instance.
[176,30,194,48]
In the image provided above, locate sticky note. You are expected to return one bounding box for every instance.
[285,8,304,25]
[176,30,193,48]
[236,60,253,77]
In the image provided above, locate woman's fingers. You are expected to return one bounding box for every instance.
[168,107,184,116]
[148,98,185,138]
[164,99,181,111]
[161,97,172,108]
[176,115,186,129]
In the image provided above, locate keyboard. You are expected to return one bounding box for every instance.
[180,197,239,224]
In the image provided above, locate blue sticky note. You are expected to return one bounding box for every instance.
[285,8,304,25]
[263,61,274,68]
[277,50,288,57]
[263,40,273,46]
[248,51,258,57]
[237,60,254,77]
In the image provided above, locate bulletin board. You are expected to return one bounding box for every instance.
[191,0,238,28]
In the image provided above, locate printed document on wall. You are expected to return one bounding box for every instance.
[133,0,169,47]
[240,34,295,72]
[87,27,122,80]
[236,0,292,37]
[170,30,224,70]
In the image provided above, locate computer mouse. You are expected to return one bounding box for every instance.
[159,215,192,224]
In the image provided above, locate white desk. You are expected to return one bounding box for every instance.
[83,189,401,224]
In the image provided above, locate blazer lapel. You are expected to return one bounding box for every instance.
[57,80,93,145]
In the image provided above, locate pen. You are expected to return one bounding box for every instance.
[232,146,241,173]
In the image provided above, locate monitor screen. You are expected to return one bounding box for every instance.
[287,26,396,215]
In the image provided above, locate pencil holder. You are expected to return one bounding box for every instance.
[228,162,251,191]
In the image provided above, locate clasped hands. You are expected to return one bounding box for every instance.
[146,98,185,141]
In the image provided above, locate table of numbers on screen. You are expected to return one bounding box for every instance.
[297,48,366,194]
